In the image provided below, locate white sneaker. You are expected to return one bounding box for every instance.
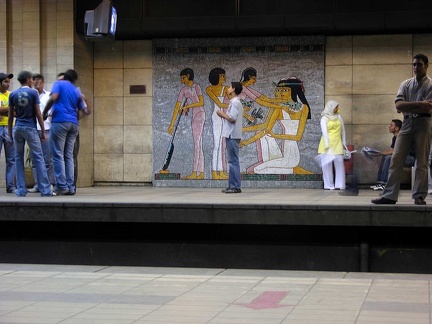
[28,186,39,193]
[428,189,432,195]
[373,184,385,191]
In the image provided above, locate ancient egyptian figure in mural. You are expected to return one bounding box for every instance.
[237,67,292,173]
[168,68,205,179]
[205,67,229,180]
[241,77,313,174]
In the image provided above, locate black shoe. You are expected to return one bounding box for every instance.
[6,188,16,194]
[223,188,242,193]
[371,197,396,204]
[54,188,70,195]
[414,197,426,205]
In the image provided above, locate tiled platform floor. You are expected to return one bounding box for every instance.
[0,186,428,207]
[1,264,431,324]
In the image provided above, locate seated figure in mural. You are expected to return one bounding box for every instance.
[240,77,313,174]
[168,68,205,180]
[205,67,229,180]
[238,67,292,173]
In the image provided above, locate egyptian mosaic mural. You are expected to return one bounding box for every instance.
[153,36,325,187]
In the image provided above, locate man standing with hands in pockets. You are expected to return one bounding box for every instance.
[217,82,243,193]
[372,54,432,205]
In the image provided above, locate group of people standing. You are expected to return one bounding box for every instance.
[318,53,432,205]
[0,69,91,197]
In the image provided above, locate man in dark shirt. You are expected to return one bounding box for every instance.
[371,119,415,191]
[8,71,53,197]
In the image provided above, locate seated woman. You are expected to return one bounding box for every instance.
[241,77,312,174]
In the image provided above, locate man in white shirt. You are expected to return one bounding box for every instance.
[216,82,243,193]
[28,74,55,192]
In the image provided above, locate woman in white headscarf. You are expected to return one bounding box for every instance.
[318,100,346,190]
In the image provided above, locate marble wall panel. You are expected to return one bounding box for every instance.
[352,95,401,125]
[124,41,152,69]
[94,97,124,126]
[124,154,152,182]
[124,126,152,154]
[325,36,352,66]
[94,68,124,97]
[124,96,152,126]
[94,41,124,69]
[94,125,124,154]
[413,34,432,58]
[353,35,412,65]
[353,64,411,95]
[325,66,353,95]
[94,154,124,182]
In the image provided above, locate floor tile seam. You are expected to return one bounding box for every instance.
[52,272,157,324]
[59,272,116,294]
[128,270,220,323]
[50,299,105,323]
[5,271,63,294]
[0,299,41,320]
[353,278,375,324]
[429,281,432,324]
[278,277,320,323]
[93,265,111,273]
[202,274,270,323]
[0,270,16,277]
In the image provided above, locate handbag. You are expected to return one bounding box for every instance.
[343,144,351,160]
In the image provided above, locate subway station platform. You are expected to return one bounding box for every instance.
[0,187,432,274]
[1,263,432,324]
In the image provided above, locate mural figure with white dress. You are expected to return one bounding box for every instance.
[241,77,313,174]
[205,67,229,180]
[237,68,289,173]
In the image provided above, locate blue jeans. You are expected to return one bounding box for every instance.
[31,130,55,187]
[0,126,16,191]
[73,132,80,186]
[377,154,416,184]
[51,122,78,192]
[13,126,52,196]
[226,137,241,189]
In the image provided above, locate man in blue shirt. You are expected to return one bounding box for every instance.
[43,69,91,195]
[8,70,53,197]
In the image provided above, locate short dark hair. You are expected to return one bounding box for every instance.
[413,54,429,65]
[208,67,225,85]
[392,119,402,129]
[17,70,33,84]
[180,68,194,81]
[240,67,257,83]
[231,82,243,95]
[63,69,78,83]
[32,73,44,81]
